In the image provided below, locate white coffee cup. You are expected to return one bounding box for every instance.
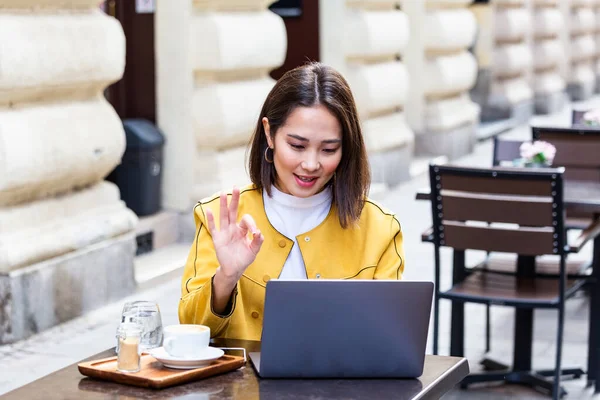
[163,324,210,358]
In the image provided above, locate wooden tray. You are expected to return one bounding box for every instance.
[78,353,245,389]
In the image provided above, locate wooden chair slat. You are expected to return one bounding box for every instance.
[442,193,553,226]
[564,168,600,182]
[444,271,580,303]
[443,221,555,256]
[440,174,554,197]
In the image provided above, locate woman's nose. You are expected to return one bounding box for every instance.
[301,154,320,171]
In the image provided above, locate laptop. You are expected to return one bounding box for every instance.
[249,279,434,378]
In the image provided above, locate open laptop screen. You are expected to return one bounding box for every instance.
[254,280,433,378]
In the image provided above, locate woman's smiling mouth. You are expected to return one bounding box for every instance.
[294,174,318,188]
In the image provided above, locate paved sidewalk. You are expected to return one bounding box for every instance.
[2,98,600,398]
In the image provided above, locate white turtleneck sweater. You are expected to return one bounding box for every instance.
[263,185,332,279]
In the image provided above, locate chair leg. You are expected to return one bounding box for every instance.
[433,295,439,355]
[553,305,566,400]
[485,304,491,353]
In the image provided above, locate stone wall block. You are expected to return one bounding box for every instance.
[346,61,409,117]
[490,77,534,105]
[495,8,530,41]
[192,78,273,150]
[572,7,596,34]
[0,181,137,272]
[0,0,102,9]
[425,9,477,50]
[533,39,563,69]
[425,94,481,131]
[424,51,478,96]
[495,0,527,4]
[192,146,249,201]
[534,8,563,36]
[193,0,273,12]
[493,44,533,77]
[572,61,596,84]
[362,112,412,152]
[0,12,125,105]
[344,10,409,58]
[534,71,566,93]
[572,0,595,6]
[191,11,286,72]
[0,99,125,206]
[572,35,597,62]
[1,233,136,344]
[426,0,473,6]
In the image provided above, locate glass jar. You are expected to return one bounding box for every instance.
[116,322,143,373]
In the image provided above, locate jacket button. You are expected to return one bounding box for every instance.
[263,275,270,283]
[304,236,310,242]
[316,273,321,279]
[251,311,259,319]
[278,240,286,248]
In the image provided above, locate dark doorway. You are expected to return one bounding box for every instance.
[103,0,156,123]
[269,0,320,80]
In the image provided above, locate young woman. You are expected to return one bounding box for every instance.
[179,63,405,341]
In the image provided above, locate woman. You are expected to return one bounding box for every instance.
[179,62,405,341]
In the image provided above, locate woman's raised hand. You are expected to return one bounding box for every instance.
[205,187,264,282]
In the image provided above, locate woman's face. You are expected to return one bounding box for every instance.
[263,104,343,198]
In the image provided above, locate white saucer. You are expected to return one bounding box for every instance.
[149,346,224,369]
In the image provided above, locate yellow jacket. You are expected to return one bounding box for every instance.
[178,184,405,341]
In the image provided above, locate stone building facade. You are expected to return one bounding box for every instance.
[0,0,137,344]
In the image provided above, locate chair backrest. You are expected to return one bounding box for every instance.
[429,164,566,256]
[492,137,524,166]
[532,126,600,182]
[572,109,588,127]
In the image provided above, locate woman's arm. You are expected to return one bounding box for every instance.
[374,216,405,280]
[178,188,264,337]
[178,203,235,337]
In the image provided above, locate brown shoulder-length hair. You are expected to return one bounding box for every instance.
[248,62,370,228]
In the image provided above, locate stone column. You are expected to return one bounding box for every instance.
[560,0,597,100]
[0,0,137,344]
[155,0,286,223]
[320,0,414,188]
[531,0,567,114]
[472,0,534,123]
[403,0,480,160]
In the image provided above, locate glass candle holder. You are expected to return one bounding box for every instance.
[116,322,143,373]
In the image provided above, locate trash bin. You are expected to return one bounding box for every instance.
[107,119,165,216]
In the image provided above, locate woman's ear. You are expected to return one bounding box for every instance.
[262,117,274,149]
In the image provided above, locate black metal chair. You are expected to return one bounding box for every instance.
[426,164,600,399]
[492,136,523,166]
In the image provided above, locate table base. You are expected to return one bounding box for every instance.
[460,357,584,398]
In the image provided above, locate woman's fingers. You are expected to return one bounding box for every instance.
[228,187,240,226]
[239,214,259,235]
[219,192,229,229]
[205,208,217,235]
[249,232,264,256]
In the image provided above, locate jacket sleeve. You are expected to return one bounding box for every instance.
[178,203,238,337]
[374,216,405,280]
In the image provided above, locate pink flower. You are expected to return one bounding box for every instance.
[519,140,556,165]
[583,109,600,125]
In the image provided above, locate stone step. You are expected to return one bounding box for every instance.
[134,243,189,285]
[135,210,180,255]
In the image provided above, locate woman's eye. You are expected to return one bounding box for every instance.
[290,144,304,150]
[323,148,338,154]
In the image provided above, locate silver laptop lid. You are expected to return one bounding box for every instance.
[259,280,433,378]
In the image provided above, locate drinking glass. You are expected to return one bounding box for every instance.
[120,301,163,351]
